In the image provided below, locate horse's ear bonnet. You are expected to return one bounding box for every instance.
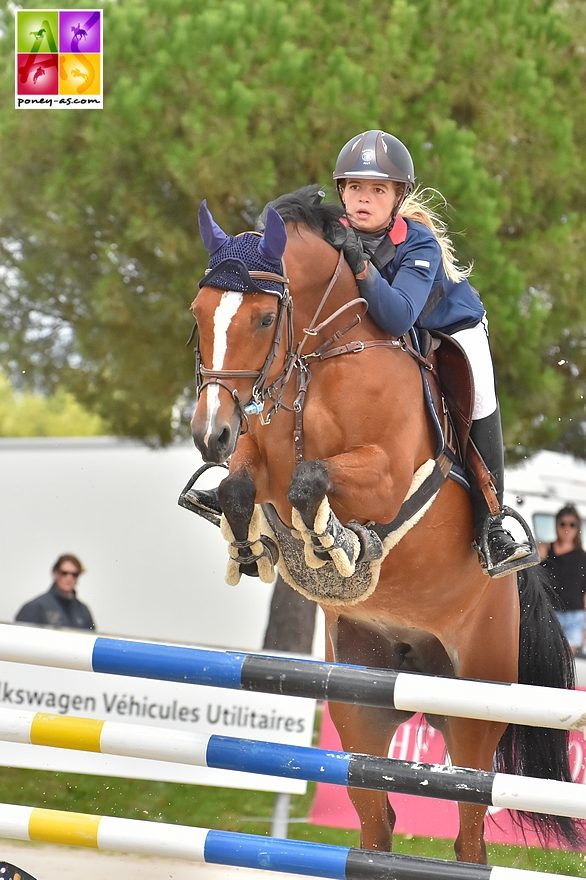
[258,207,287,263]
[198,201,287,295]
[198,200,229,255]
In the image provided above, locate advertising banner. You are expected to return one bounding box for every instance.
[0,658,315,794]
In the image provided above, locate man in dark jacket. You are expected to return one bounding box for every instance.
[15,553,95,630]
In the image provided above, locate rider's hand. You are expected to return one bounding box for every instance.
[325,223,367,277]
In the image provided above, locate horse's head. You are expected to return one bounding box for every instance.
[190,201,290,463]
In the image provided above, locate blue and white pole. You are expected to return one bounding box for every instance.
[1,625,585,732]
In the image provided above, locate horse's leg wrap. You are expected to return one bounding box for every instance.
[218,472,278,586]
[292,498,361,578]
[220,506,279,586]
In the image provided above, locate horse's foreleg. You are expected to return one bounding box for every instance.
[218,469,278,586]
[288,460,380,578]
[321,445,415,523]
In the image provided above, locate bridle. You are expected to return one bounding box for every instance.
[192,264,293,431]
[192,249,352,432]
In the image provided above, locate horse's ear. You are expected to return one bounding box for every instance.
[198,200,229,255]
[258,207,287,262]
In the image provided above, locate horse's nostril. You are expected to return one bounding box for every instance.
[217,426,231,451]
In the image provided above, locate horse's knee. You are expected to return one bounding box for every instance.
[288,460,330,526]
[218,471,256,535]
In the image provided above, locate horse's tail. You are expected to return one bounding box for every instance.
[495,565,584,847]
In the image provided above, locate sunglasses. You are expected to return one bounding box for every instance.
[58,569,80,577]
[558,521,578,529]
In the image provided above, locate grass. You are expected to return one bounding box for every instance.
[0,766,584,876]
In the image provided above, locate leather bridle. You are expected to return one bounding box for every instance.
[193,266,293,432]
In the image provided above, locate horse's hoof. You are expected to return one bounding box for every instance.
[349,520,384,563]
[292,502,360,577]
[221,513,279,585]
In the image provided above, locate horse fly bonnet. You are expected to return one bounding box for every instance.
[198,201,287,296]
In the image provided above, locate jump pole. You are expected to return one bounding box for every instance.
[0,803,578,880]
[1,625,585,733]
[1,707,584,819]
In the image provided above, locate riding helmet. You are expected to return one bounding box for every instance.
[333,130,415,193]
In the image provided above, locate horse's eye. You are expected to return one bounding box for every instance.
[260,314,276,328]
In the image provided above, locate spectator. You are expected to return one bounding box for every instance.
[15,553,95,630]
[539,506,586,654]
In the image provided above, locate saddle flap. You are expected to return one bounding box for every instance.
[431,330,474,460]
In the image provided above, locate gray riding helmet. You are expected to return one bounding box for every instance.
[333,130,415,194]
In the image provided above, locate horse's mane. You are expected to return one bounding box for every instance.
[256,185,344,241]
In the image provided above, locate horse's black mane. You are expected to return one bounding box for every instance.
[257,185,343,241]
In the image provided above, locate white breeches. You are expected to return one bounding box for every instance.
[451,316,497,420]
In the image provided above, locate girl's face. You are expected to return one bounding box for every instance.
[341,178,399,233]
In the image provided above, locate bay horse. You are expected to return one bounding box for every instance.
[186,187,580,862]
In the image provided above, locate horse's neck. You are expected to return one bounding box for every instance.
[286,231,380,343]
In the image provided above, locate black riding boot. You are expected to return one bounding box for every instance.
[469,408,538,578]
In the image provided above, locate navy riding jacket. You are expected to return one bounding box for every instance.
[356,216,485,337]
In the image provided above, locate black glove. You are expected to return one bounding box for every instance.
[325,223,367,276]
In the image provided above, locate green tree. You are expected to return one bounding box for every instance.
[0,372,106,436]
[0,0,584,454]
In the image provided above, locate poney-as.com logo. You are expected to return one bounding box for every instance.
[15,9,102,109]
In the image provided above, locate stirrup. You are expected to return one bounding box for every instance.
[475,505,540,579]
[178,462,228,528]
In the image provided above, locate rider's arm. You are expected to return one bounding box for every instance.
[357,236,441,337]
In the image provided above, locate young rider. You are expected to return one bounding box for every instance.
[330,129,536,578]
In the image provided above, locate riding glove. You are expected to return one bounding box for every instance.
[326,224,367,277]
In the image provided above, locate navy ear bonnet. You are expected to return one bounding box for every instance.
[198,201,287,295]
[200,237,284,295]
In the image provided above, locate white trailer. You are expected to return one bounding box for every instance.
[504,450,586,544]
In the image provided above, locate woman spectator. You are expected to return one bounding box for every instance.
[539,506,586,654]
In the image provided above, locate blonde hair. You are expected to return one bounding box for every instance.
[399,186,472,283]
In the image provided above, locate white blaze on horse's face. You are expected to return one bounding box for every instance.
[203,290,243,447]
